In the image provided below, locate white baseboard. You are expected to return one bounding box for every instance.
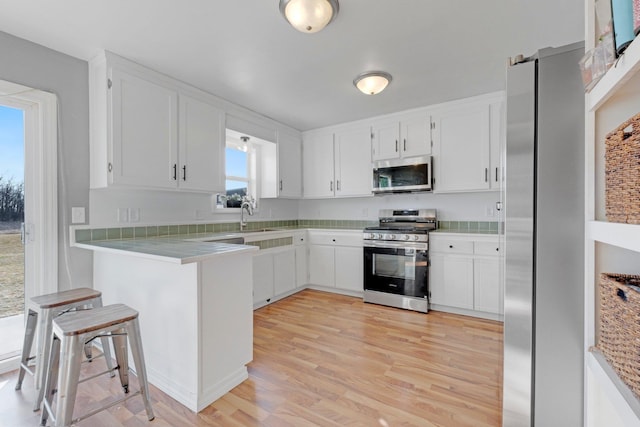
[0,355,20,376]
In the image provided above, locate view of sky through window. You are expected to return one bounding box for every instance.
[0,105,25,184]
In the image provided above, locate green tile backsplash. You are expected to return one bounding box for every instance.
[74,219,500,242]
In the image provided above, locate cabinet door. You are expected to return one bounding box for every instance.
[401,114,431,157]
[110,67,178,188]
[303,131,335,198]
[334,246,363,292]
[178,94,224,192]
[295,246,307,287]
[334,126,372,197]
[278,132,302,198]
[429,254,474,309]
[308,245,335,287]
[274,249,296,296]
[489,99,504,190]
[252,252,274,304]
[432,103,491,192]
[371,119,400,161]
[474,258,502,314]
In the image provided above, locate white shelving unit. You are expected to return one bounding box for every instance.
[585,3,640,425]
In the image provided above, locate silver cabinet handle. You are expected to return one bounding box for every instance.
[404,138,407,151]
[330,181,334,191]
[173,164,177,180]
[182,165,187,181]
[484,168,488,182]
[279,180,283,191]
[337,180,341,191]
[395,140,398,152]
[495,167,499,182]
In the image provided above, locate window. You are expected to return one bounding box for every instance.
[218,130,258,209]
[225,144,249,207]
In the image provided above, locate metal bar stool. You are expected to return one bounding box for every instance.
[15,287,115,411]
[40,303,155,427]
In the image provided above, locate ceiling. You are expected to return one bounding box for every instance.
[0,0,584,132]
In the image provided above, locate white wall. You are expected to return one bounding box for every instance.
[0,31,92,290]
[90,189,299,226]
[299,191,500,222]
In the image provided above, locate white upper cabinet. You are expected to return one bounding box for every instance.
[277,132,302,198]
[178,93,225,192]
[371,113,431,161]
[303,124,372,198]
[90,52,225,192]
[106,66,179,189]
[302,130,335,198]
[334,125,372,197]
[431,93,504,193]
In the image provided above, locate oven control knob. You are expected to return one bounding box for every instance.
[403,235,410,241]
[366,233,374,239]
[413,235,420,241]
[388,234,396,240]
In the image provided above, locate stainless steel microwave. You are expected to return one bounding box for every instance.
[372,156,432,194]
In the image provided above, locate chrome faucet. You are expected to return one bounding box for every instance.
[240,198,254,231]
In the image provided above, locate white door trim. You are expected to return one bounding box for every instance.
[0,80,58,374]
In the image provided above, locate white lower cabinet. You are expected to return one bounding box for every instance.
[307,230,363,294]
[429,254,474,310]
[252,251,275,305]
[429,233,503,319]
[309,245,335,287]
[252,246,296,308]
[473,257,502,314]
[334,247,363,293]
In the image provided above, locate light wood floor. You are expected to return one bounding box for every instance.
[1,289,503,426]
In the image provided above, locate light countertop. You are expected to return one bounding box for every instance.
[75,238,258,264]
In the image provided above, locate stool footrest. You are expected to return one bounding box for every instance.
[78,366,120,385]
[72,389,154,424]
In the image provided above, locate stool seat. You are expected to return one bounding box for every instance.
[31,288,102,310]
[53,304,138,336]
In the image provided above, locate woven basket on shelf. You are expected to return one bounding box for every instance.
[597,273,640,399]
[605,113,640,224]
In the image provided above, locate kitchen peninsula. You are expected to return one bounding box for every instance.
[74,236,258,412]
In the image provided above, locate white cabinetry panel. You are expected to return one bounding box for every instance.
[277,132,303,198]
[309,245,335,287]
[110,67,178,189]
[335,246,363,292]
[334,126,372,197]
[178,93,224,192]
[302,131,335,198]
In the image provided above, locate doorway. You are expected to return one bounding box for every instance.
[0,80,58,374]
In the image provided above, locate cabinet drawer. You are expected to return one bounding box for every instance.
[293,231,307,246]
[430,239,473,254]
[308,231,363,247]
[474,241,501,256]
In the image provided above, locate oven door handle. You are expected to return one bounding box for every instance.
[363,241,428,251]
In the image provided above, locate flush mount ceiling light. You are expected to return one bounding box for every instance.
[353,71,392,95]
[279,0,339,33]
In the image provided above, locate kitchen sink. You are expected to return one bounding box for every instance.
[203,237,245,244]
[237,228,280,233]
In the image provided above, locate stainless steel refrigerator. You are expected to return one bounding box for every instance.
[503,42,585,426]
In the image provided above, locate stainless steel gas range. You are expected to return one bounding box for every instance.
[363,209,437,313]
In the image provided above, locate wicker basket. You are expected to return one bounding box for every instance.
[598,273,640,398]
[605,113,640,224]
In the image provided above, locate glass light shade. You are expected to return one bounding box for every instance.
[353,72,392,95]
[279,0,339,33]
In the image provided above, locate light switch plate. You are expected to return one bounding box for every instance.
[129,208,140,223]
[71,207,85,224]
[117,208,129,223]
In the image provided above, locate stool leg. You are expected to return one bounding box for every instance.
[34,308,54,412]
[53,334,83,427]
[92,297,116,377]
[111,328,129,393]
[126,318,155,421]
[40,334,60,426]
[15,309,38,391]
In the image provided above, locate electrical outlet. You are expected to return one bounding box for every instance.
[129,208,140,223]
[71,207,85,224]
[117,208,129,223]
